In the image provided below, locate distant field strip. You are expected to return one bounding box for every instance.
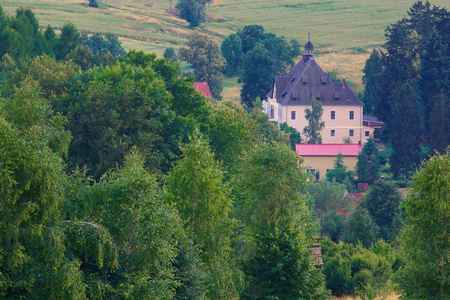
[2,0,448,89]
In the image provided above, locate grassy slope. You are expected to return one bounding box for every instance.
[2,0,448,95]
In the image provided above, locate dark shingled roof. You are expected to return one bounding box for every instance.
[267,58,363,107]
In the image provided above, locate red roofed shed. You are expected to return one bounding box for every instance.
[296,143,362,156]
[296,143,362,180]
[194,82,213,98]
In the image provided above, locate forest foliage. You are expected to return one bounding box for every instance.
[0,2,449,299]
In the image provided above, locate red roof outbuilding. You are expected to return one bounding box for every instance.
[194,82,213,98]
[296,143,362,156]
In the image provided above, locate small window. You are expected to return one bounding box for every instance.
[365,131,370,137]
[349,129,354,137]
[331,129,335,137]
[331,111,335,120]
[349,111,354,120]
[270,105,274,119]
[291,111,296,120]
[326,169,330,173]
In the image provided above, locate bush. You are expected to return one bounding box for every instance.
[321,238,395,297]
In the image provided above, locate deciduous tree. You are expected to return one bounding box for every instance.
[395,150,450,299]
[238,142,327,299]
[165,133,238,299]
[178,32,225,99]
[221,33,243,77]
[176,0,206,28]
[303,97,325,143]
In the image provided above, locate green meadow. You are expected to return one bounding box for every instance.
[2,0,448,92]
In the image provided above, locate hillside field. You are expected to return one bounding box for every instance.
[2,0,448,93]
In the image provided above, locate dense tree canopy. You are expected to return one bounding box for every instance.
[362,180,403,242]
[178,32,225,99]
[396,150,450,299]
[356,137,381,184]
[362,1,449,177]
[176,0,206,27]
[221,33,244,77]
[236,25,295,107]
[238,142,327,299]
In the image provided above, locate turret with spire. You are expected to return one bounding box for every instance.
[303,28,314,60]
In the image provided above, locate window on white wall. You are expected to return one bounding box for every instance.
[331,129,335,137]
[349,111,354,120]
[349,129,354,137]
[365,131,370,137]
[331,111,335,120]
[291,111,296,120]
[270,105,274,119]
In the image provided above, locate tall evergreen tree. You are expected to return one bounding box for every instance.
[356,137,381,184]
[363,180,403,242]
[362,49,383,116]
[54,22,80,60]
[419,29,450,149]
[389,82,422,179]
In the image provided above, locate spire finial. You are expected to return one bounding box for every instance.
[308,27,311,42]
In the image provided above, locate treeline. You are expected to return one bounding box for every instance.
[362,1,450,179]
[0,6,328,299]
[0,6,125,69]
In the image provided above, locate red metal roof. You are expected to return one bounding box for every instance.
[194,82,213,98]
[296,143,362,156]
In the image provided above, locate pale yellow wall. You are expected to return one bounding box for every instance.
[362,126,375,144]
[301,155,358,180]
[283,104,363,143]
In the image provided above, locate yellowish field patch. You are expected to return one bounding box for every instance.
[336,293,400,300]
[222,84,241,102]
[316,49,371,93]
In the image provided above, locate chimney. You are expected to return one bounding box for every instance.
[342,76,346,88]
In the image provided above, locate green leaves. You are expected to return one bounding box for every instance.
[165,133,238,298]
[303,97,325,144]
[178,32,225,99]
[396,151,450,299]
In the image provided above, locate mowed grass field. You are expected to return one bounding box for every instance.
[2,0,449,94]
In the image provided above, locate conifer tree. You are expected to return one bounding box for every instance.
[356,137,381,184]
[362,49,383,116]
[389,83,422,179]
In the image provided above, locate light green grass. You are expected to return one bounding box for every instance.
[2,0,448,89]
[4,0,448,50]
